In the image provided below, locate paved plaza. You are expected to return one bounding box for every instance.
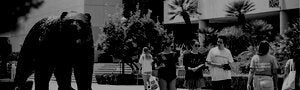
[35,81,190,90]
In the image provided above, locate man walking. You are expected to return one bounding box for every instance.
[206,36,234,90]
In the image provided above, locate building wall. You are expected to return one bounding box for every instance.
[280,0,299,10]
[84,0,122,43]
[164,0,299,24]
[85,0,122,62]
[7,0,84,52]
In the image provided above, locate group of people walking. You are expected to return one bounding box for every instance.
[138,36,297,90]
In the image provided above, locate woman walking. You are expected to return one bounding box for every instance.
[139,47,154,90]
[183,40,206,90]
[247,41,278,90]
[156,43,180,90]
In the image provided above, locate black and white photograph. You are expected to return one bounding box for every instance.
[0,0,299,90]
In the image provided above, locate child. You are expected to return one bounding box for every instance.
[139,47,154,90]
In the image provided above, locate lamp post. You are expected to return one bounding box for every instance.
[120,17,127,75]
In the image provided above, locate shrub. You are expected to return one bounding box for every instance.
[218,26,248,56]
[97,9,174,71]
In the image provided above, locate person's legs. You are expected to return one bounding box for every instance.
[253,76,274,90]
[211,81,221,90]
[168,78,177,90]
[222,79,232,90]
[253,76,260,90]
[159,78,168,90]
[260,76,274,90]
[195,79,202,90]
[142,74,150,90]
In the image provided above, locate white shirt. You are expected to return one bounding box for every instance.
[206,47,234,81]
[139,54,153,73]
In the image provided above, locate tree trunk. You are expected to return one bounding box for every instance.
[181,11,191,25]
[180,11,194,44]
[238,14,246,30]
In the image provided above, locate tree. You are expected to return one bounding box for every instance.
[224,0,255,27]
[97,10,173,74]
[168,0,200,25]
[225,20,274,74]
[218,20,273,56]
[197,27,218,47]
[122,0,164,23]
[167,0,200,44]
[3,0,44,34]
[284,18,300,53]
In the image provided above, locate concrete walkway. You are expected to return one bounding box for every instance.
[36,81,192,90]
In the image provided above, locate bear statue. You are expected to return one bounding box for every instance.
[14,11,94,90]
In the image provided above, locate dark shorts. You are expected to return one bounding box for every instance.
[184,78,205,89]
[211,79,232,90]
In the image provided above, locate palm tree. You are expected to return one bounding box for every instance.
[224,0,255,26]
[168,0,201,44]
[168,0,200,25]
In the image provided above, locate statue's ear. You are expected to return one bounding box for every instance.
[60,12,68,20]
[84,13,91,22]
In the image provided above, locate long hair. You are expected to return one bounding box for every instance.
[257,41,270,56]
[142,47,152,60]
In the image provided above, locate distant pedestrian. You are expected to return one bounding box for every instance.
[247,41,278,90]
[139,47,154,90]
[156,43,180,90]
[183,40,206,90]
[282,59,295,90]
[281,48,300,90]
[206,36,234,90]
[294,48,300,90]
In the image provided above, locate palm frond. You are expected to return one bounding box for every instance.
[185,0,190,4]
[242,8,255,14]
[224,0,255,17]
[178,0,185,6]
[195,11,202,15]
[234,1,244,12]
[243,1,255,10]
[243,5,255,13]
[226,13,236,17]
[169,11,181,20]
[168,11,178,15]
[169,14,178,20]
[186,5,197,11]
[185,0,199,13]
[171,0,179,7]
[168,4,178,10]
[224,4,236,12]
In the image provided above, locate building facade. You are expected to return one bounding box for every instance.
[164,0,299,35]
